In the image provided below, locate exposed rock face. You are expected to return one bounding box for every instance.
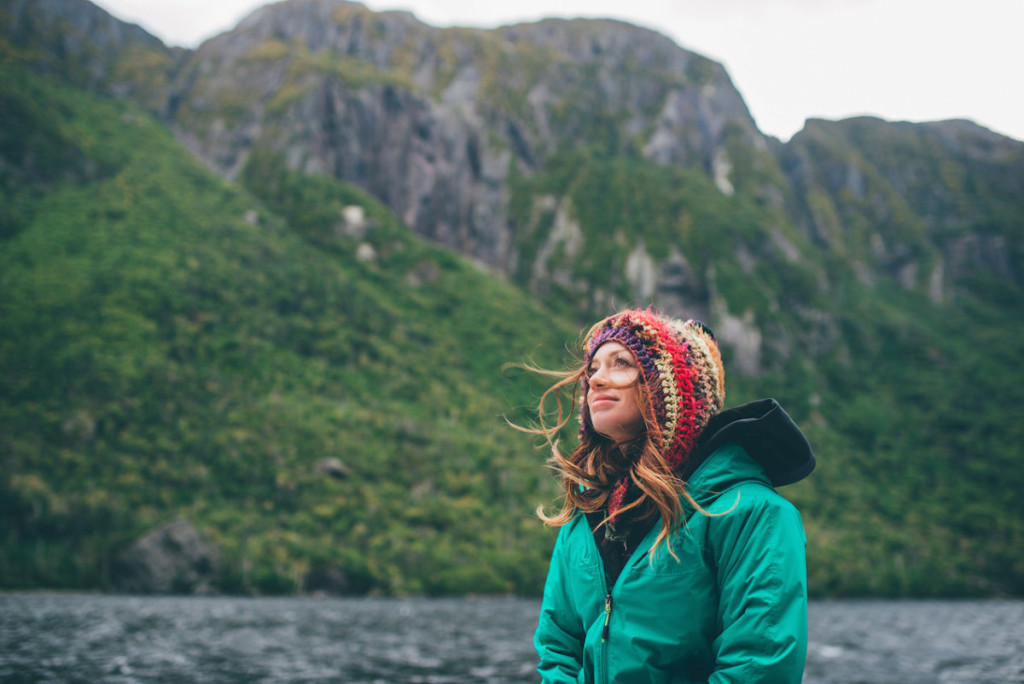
[111,520,220,594]
[624,240,657,302]
[783,117,1024,298]
[714,307,762,377]
[159,0,764,270]
[317,457,351,479]
[8,0,1022,375]
[532,196,585,285]
[151,0,1023,363]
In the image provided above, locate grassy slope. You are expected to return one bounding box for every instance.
[0,61,576,595]
[507,144,1024,597]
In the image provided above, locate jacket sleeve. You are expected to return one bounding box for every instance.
[535,524,586,683]
[707,484,809,684]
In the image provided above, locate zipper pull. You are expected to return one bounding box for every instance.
[602,593,613,642]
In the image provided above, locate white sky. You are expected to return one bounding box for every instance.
[91,0,1024,143]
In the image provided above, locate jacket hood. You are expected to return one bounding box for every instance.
[686,398,816,488]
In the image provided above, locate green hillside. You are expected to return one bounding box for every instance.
[0,61,575,595]
[507,141,1024,596]
[3,57,1024,598]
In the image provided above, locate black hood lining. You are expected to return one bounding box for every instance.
[685,398,816,487]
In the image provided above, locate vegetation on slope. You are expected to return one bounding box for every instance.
[3,55,1023,598]
[506,143,1024,597]
[0,61,575,596]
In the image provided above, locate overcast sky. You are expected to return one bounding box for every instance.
[91,0,1023,143]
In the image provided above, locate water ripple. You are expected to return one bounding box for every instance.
[1,595,1022,683]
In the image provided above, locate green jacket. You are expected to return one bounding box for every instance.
[535,399,813,683]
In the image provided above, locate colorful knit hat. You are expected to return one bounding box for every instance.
[580,309,725,522]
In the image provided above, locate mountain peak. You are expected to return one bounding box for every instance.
[159,0,763,269]
[1,0,177,106]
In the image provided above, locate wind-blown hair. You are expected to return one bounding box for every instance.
[521,309,725,557]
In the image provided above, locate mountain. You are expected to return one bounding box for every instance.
[2,0,1023,597]
[783,117,1023,298]
[0,0,178,108]
[114,0,1024,370]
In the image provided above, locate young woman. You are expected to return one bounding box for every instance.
[529,308,815,683]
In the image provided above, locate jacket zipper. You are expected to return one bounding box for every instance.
[601,539,628,645]
[602,593,613,642]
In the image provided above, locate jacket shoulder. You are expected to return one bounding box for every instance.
[708,478,799,516]
[700,476,807,560]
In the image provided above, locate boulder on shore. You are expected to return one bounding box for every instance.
[112,519,220,594]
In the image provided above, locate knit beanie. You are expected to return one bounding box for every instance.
[580,309,725,525]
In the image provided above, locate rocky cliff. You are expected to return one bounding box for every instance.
[158,0,767,272]
[783,117,1024,303]
[4,0,1022,374]
[0,0,179,108]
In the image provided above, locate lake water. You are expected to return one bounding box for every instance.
[1,595,1022,683]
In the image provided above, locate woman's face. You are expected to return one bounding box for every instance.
[585,341,645,444]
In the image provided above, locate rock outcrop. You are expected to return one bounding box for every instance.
[0,0,179,108]
[783,117,1024,301]
[111,520,220,594]
[158,0,765,272]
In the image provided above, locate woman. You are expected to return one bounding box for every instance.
[529,308,815,683]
